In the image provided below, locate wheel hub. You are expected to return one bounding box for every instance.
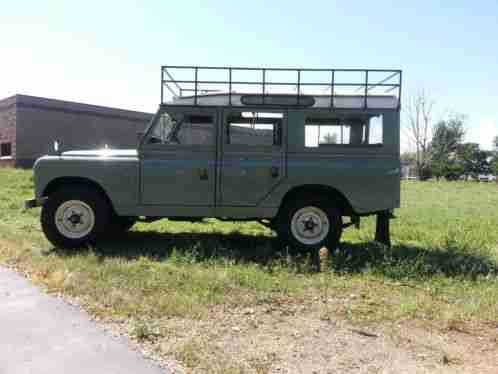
[302,217,319,233]
[291,206,330,246]
[55,200,95,239]
[68,211,83,226]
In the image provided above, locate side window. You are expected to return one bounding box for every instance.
[227,112,282,146]
[305,115,383,147]
[148,112,214,146]
[174,115,214,145]
[368,115,383,145]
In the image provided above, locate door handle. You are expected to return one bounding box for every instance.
[270,166,279,178]
[198,168,208,180]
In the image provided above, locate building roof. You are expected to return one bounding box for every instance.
[0,94,153,121]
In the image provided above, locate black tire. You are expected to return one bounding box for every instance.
[276,196,343,252]
[41,186,112,249]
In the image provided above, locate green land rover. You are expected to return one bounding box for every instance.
[25,66,402,251]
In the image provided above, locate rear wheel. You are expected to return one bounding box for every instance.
[41,186,112,248]
[277,197,342,252]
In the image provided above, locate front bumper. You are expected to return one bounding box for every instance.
[24,198,47,209]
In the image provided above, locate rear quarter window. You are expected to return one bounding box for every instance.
[305,115,383,147]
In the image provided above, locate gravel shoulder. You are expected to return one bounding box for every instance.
[140,300,498,373]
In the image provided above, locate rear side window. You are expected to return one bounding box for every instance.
[305,115,383,147]
[227,112,282,146]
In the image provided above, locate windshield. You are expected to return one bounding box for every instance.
[148,112,177,144]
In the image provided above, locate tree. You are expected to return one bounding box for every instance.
[490,136,498,176]
[429,115,466,179]
[403,91,434,180]
[491,157,498,176]
[456,143,490,177]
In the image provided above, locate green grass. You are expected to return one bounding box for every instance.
[1,168,497,334]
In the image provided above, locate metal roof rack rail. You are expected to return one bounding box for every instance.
[161,65,402,110]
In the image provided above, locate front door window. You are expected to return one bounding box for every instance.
[148,112,214,146]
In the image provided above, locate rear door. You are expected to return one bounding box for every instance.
[218,109,286,206]
[140,107,217,206]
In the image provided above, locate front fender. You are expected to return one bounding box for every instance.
[33,155,139,215]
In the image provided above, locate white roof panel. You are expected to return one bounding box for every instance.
[170,93,398,109]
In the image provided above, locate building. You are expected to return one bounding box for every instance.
[0,94,153,168]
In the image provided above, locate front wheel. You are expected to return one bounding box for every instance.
[41,186,112,249]
[276,198,342,252]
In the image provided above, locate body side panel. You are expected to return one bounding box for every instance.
[258,154,401,213]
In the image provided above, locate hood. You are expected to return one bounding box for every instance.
[61,149,138,158]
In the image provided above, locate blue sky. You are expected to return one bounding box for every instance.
[1,0,497,150]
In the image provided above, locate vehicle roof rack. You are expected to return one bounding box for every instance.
[161,65,402,110]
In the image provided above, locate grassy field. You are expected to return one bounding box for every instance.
[1,168,497,371]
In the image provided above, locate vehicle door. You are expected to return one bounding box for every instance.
[140,107,217,206]
[218,109,286,206]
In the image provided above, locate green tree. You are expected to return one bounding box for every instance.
[490,136,498,175]
[456,143,490,177]
[491,158,498,176]
[429,115,466,179]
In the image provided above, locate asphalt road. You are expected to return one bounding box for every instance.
[0,266,165,374]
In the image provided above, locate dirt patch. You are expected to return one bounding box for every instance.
[112,298,498,373]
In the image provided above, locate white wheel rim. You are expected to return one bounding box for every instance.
[55,200,95,239]
[290,206,330,245]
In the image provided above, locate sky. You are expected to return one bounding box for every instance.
[1,0,497,151]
